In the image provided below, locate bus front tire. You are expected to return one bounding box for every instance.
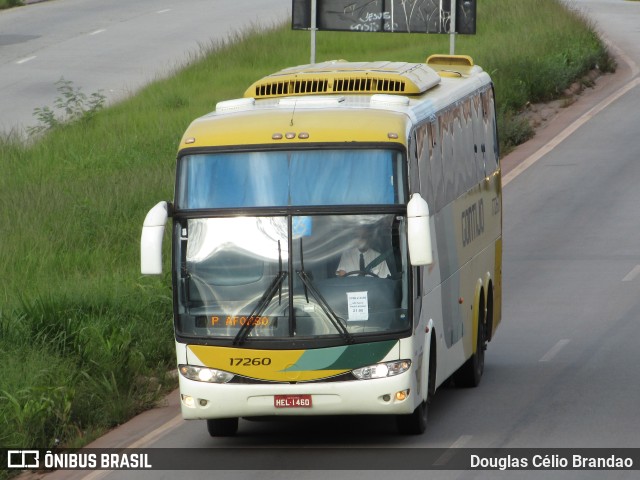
[396,401,427,435]
[207,417,239,437]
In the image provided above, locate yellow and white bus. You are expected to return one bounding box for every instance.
[141,54,502,436]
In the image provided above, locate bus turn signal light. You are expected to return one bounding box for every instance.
[395,389,410,401]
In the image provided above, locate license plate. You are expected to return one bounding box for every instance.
[274,394,312,408]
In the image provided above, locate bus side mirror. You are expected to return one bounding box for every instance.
[407,193,433,266]
[141,201,170,274]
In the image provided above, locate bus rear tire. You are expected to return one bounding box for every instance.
[207,417,239,437]
[396,401,427,435]
[455,295,486,388]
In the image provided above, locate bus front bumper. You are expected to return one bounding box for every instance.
[178,371,418,420]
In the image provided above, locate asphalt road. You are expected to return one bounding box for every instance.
[0,0,290,136]
[13,0,640,479]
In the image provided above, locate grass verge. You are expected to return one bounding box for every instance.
[0,0,23,10]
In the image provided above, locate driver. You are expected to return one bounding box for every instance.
[335,227,391,278]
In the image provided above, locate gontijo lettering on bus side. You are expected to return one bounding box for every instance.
[462,199,484,247]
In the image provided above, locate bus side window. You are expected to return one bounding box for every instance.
[440,113,455,205]
[482,89,499,172]
[461,99,476,191]
[415,124,434,210]
[452,106,467,197]
[472,93,486,180]
[409,130,421,195]
[428,122,445,213]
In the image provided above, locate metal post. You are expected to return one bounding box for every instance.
[390,1,394,32]
[310,0,317,64]
[449,0,457,55]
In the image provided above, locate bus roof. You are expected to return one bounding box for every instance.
[178,55,491,151]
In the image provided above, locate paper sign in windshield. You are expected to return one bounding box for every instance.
[347,291,369,321]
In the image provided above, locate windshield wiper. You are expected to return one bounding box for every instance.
[296,270,355,344]
[233,241,286,345]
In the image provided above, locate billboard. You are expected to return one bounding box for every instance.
[292,0,476,34]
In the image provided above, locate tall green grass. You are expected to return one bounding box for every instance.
[0,0,22,10]
[0,0,611,454]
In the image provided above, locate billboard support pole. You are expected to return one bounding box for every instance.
[449,0,457,55]
[310,0,317,64]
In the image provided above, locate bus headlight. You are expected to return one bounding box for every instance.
[179,364,234,384]
[352,360,411,380]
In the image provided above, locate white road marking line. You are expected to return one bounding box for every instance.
[89,29,106,36]
[450,434,473,448]
[434,435,473,466]
[79,413,183,479]
[126,413,183,448]
[622,265,640,282]
[157,9,171,14]
[539,339,570,362]
[503,77,640,186]
[16,55,36,64]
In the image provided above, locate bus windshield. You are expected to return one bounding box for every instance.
[174,214,409,342]
[176,149,404,208]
